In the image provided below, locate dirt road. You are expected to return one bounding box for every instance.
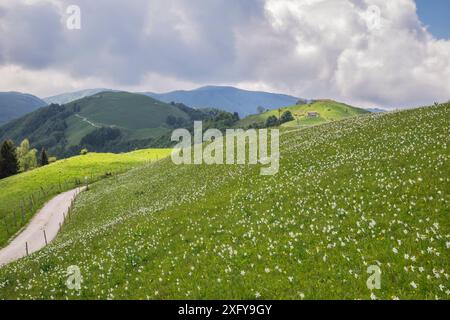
[0,187,85,266]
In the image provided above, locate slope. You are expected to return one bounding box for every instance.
[0,148,171,247]
[237,99,370,128]
[0,103,448,299]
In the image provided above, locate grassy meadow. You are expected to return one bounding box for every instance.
[237,100,370,128]
[0,148,171,247]
[0,103,447,300]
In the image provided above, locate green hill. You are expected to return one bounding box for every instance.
[0,92,47,125]
[237,99,370,128]
[43,88,115,105]
[0,103,447,300]
[0,148,171,247]
[0,92,236,157]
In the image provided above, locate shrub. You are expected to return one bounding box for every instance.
[265,115,279,127]
[280,111,295,124]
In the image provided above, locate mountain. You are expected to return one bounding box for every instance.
[0,91,238,158]
[43,88,115,105]
[0,92,47,125]
[1,102,447,299]
[237,99,370,128]
[367,108,386,113]
[144,86,302,116]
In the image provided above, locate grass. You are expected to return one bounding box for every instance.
[0,148,172,248]
[0,103,448,300]
[73,92,188,131]
[237,100,370,128]
[64,92,188,147]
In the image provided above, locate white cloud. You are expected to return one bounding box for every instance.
[0,0,449,108]
[259,0,450,108]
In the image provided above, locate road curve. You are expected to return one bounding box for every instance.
[0,187,85,267]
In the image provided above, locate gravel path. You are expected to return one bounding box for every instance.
[0,187,85,266]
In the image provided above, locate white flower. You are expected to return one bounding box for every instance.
[410,281,418,289]
[370,293,377,300]
[255,292,261,299]
[392,248,398,254]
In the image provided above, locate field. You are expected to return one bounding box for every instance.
[237,100,370,128]
[0,148,172,247]
[0,103,448,300]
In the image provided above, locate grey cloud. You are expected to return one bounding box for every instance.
[0,0,449,109]
[0,1,63,69]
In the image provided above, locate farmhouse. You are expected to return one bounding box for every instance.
[308,111,319,118]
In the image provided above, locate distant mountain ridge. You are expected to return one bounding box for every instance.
[41,86,303,117]
[144,86,303,116]
[43,88,116,105]
[0,92,47,125]
[367,108,386,113]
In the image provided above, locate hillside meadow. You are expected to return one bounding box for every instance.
[237,100,370,128]
[0,103,448,300]
[0,148,171,247]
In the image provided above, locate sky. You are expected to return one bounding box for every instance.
[415,0,450,39]
[0,0,449,109]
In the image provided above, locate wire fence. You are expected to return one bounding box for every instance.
[0,170,125,244]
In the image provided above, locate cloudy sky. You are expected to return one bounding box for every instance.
[0,0,449,109]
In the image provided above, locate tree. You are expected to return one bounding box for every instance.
[257,106,265,114]
[265,115,279,127]
[40,148,49,166]
[280,111,295,124]
[17,139,38,172]
[0,140,19,179]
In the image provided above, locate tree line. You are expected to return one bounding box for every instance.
[0,139,51,179]
[247,110,295,129]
